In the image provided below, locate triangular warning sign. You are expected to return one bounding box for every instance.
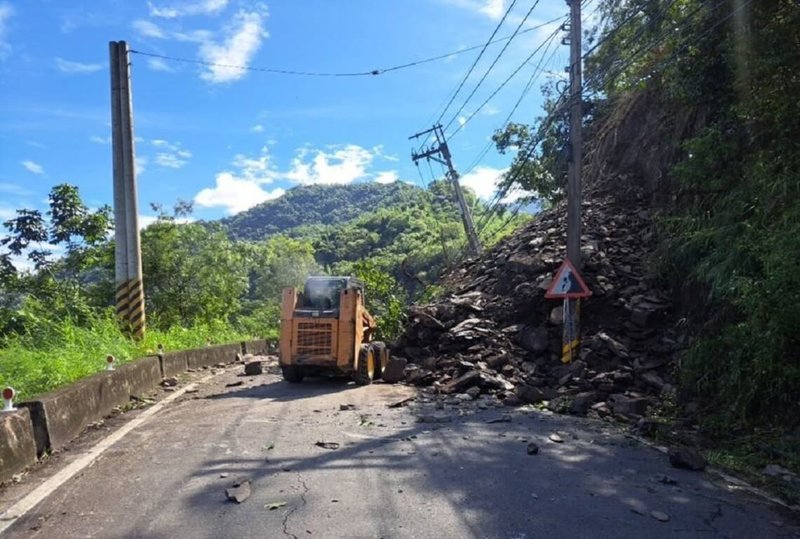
[545,258,592,299]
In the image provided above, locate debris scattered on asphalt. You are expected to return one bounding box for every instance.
[387,396,415,408]
[160,377,178,387]
[185,388,199,394]
[315,441,340,450]
[654,474,677,485]
[527,442,540,455]
[219,473,229,478]
[340,403,356,411]
[265,501,287,510]
[244,361,263,375]
[549,433,564,443]
[650,510,670,522]
[668,446,707,471]
[416,413,453,423]
[262,443,275,452]
[225,380,244,388]
[486,414,512,424]
[226,479,252,503]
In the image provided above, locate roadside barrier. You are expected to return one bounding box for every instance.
[0,339,271,483]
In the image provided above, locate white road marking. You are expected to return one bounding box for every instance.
[0,374,218,535]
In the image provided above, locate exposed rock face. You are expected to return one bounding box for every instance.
[395,193,684,421]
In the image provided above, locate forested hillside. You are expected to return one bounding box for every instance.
[223,182,428,240]
[465,0,799,478]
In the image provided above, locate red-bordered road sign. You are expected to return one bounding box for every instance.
[545,258,592,299]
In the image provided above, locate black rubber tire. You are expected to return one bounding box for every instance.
[354,344,375,386]
[371,342,387,380]
[282,366,304,383]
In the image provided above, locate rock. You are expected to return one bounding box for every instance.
[570,391,600,415]
[519,326,549,353]
[441,371,480,394]
[549,306,564,325]
[381,357,407,383]
[226,479,251,503]
[549,433,564,443]
[762,464,800,484]
[607,394,649,417]
[526,442,540,455]
[465,386,481,399]
[243,361,263,375]
[225,381,244,388]
[315,441,340,450]
[339,404,356,411]
[516,385,545,404]
[668,446,707,471]
[416,413,452,424]
[486,414,512,424]
[650,511,670,522]
[161,377,178,387]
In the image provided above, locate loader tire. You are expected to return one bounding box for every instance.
[282,366,304,383]
[354,344,375,386]
[371,342,388,380]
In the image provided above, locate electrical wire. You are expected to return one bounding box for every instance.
[446,16,568,140]
[129,6,561,79]
[442,0,543,133]
[434,0,520,126]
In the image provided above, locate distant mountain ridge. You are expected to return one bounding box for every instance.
[222,182,427,240]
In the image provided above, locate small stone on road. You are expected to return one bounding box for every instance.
[650,511,670,522]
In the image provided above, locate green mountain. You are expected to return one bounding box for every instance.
[222,182,429,240]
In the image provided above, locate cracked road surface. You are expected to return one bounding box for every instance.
[1,363,798,539]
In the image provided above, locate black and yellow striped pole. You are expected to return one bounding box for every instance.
[110,40,145,340]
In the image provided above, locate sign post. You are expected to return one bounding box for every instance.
[545,259,591,364]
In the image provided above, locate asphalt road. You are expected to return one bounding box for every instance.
[1,361,798,539]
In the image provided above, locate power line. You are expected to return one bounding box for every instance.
[442,0,543,133]
[447,16,568,139]
[129,13,565,78]
[434,0,520,125]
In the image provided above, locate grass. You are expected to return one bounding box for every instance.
[0,311,254,401]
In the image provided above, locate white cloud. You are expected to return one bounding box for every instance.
[0,2,13,60]
[135,156,148,175]
[21,160,44,175]
[90,135,111,144]
[480,0,505,19]
[195,173,284,214]
[0,206,15,221]
[459,166,507,200]
[251,124,264,133]
[138,214,193,229]
[286,145,374,185]
[199,8,268,83]
[55,57,103,74]
[444,0,506,20]
[149,0,229,18]
[133,19,166,38]
[482,105,501,116]
[147,57,175,71]
[148,139,192,168]
[375,171,399,184]
[458,116,467,127]
[155,152,190,168]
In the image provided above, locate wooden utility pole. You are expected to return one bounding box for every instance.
[410,125,482,256]
[566,0,582,268]
[109,40,146,340]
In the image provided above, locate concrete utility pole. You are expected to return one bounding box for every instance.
[566,0,582,269]
[109,40,146,340]
[410,125,482,256]
[562,0,583,363]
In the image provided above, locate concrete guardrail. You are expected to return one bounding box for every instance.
[0,339,269,483]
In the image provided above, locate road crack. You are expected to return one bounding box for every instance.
[282,473,309,539]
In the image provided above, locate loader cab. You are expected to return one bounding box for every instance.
[295,276,364,318]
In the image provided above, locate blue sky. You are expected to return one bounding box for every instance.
[0,0,573,232]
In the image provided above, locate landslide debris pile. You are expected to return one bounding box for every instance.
[395,192,684,421]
